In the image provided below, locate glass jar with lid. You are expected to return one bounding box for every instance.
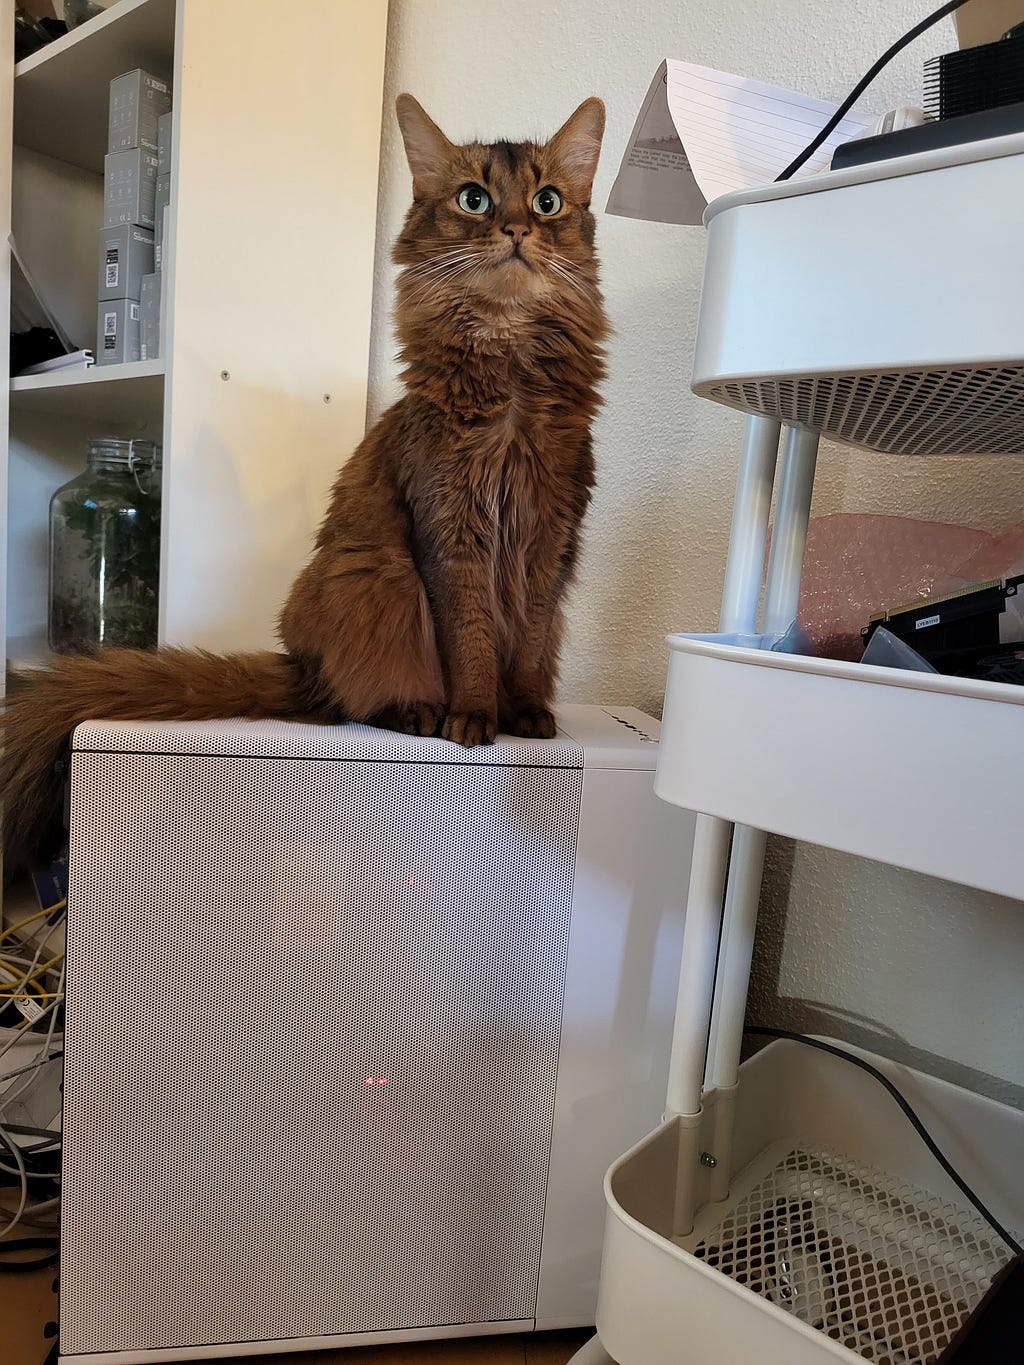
[48,437,162,653]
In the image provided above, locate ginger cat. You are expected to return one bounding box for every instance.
[1,95,607,870]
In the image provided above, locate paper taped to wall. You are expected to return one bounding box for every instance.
[606,60,876,225]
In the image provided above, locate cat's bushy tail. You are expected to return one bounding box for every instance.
[2,648,311,874]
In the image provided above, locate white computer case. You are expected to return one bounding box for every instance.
[60,705,694,1362]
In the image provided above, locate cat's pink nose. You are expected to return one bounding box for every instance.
[503,223,531,246]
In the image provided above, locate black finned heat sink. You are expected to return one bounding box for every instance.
[924,28,1024,121]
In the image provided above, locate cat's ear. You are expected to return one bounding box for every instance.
[545,97,605,197]
[396,94,454,198]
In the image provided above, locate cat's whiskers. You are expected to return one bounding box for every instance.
[551,253,595,282]
[409,251,486,277]
[547,252,594,289]
[402,250,479,282]
[415,257,486,288]
[402,252,481,286]
[444,259,498,301]
[403,253,486,287]
[458,260,495,307]
[405,256,488,305]
[545,259,590,300]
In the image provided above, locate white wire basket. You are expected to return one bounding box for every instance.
[684,1144,1007,1363]
[595,1040,1022,1365]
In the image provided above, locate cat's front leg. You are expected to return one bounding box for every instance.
[501,533,576,738]
[501,619,559,739]
[500,579,559,736]
[415,522,499,747]
[439,580,498,744]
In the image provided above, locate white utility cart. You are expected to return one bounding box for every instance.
[574,136,1024,1364]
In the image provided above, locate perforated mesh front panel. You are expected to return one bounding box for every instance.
[682,1148,1013,1363]
[62,745,582,1355]
[698,367,1024,456]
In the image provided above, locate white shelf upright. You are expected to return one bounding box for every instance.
[1,0,389,680]
[579,135,1024,1365]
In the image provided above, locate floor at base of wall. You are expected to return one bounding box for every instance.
[267,1334,591,1364]
[3,1251,60,1365]
[1,1257,590,1365]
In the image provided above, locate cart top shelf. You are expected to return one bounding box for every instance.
[701,130,1024,222]
[691,134,1024,457]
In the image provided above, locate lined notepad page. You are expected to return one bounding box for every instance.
[666,60,876,202]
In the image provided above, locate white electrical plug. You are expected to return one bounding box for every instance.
[858,106,929,139]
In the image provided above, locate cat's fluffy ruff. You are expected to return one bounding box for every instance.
[1,96,607,871]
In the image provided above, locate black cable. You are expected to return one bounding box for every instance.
[745,1026,1023,1256]
[0,1236,58,1272]
[0,1123,61,1181]
[1,1122,61,1145]
[776,0,974,180]
[0,1166,59,1183]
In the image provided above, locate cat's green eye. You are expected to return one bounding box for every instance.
[532,187,562,217]
[457,185,491,215]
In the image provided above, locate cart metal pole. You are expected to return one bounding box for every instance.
[700,424,819,1202]
[662,416,784,1238]
[664,415,781,1126]
[719,415,784,635]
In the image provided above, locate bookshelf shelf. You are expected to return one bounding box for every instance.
[10,359,164,421]
[14,0,175,173]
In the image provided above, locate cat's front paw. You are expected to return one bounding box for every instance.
[374,701,446,737]
[505,705,557,739]
[442,710,496,747]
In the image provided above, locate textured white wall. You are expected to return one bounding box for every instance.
[368,0,1024,1102]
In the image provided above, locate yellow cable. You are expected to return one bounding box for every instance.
[27,952,64,983]
[0,904,67,1008]
[0,907,49,947]
[0,950,62,990]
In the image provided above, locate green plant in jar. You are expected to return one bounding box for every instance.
[48,437,162,653]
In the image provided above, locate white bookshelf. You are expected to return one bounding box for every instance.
[2,0,388,667]
[1,0,388,874]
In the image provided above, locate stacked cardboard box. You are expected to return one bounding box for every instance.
[142,111,174,360]
[98,70,170,364]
